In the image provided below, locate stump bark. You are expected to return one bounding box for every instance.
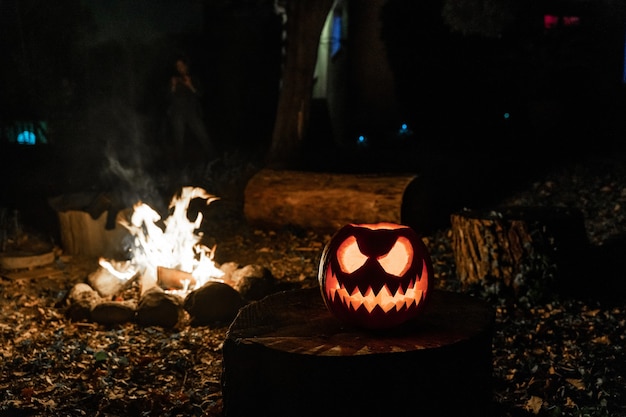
[49,193,130,258]
[243,169,427,233]
[222,287,495,417]
[53,210,130,258]
[450,206,589,297]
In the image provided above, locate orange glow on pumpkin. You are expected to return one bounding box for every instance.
[319,222,433,329]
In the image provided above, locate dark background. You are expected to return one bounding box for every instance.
[1,0,626,242]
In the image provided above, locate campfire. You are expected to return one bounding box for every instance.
[65,186,276,328]
[109,186,224,296]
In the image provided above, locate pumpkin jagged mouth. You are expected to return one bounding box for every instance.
[325,269,426,314]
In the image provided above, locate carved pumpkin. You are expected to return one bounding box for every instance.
[318,222,433,329]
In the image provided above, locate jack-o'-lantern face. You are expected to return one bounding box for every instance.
[318,222,432,329]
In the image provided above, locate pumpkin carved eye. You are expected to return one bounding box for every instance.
[379,236,413,277]
[336,236,366,273]
[337,235,413,277]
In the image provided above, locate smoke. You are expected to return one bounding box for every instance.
[80,91,164,218]
[86,0,204,46]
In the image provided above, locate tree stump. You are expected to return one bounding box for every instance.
[243,169,428,233]
[450,206,589,298]
[0,249,56,270]
[222,287,495,417]
[52,210,132,258]
[49,193,131,258]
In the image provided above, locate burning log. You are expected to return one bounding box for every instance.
[67,262,140,325]
[88,260,138,298]
[118,186,224,296]
[63,261,277,327]
[157,266,196,291]
[60,185,283,328]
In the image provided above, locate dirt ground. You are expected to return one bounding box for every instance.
[1,145,626,416]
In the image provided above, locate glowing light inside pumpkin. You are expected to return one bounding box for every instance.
[325,222,429,313]
[319,222,433,329]
[336,234,414,279]
[324,259,428,313]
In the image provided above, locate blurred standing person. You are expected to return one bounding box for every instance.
[167,55,217,165]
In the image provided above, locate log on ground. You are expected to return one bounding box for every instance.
[222,287,495,417]
[243,169,429,233]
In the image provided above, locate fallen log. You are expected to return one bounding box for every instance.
[243,169,429,233]
[222,287,495,417]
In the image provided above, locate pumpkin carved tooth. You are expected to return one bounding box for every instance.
[319,223,433,329]
[332,279,422,313]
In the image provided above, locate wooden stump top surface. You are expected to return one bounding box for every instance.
[226,287,494,356]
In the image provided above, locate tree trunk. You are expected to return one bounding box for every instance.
[222,287,495,417]
[265,0,334,169]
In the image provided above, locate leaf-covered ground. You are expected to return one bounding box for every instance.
[1,152,626,416]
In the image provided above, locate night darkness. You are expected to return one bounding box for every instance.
[1,2,626,416]
[2,0,626,245]
[0,0,283,236]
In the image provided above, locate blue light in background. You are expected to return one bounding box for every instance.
[397,122,413,138]
[331,12,342,57]
[17,130,36,145]
[2,121,48,145]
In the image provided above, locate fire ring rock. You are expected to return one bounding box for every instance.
[136,287,184,328]
[184,281,245,327]
[229,264,276,302]
[66,283,102,322]
[91,300,137,325]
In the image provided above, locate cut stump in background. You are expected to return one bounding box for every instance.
[49,193,129,258]
[0,231,57,270]
[450,206,589,298]
[0,250,56,270]
[54,210,130,258]
[243,169,430,234]
[49,193,131,259]
[222,287,495,417]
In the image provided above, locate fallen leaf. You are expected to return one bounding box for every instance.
[525,395,543,414]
